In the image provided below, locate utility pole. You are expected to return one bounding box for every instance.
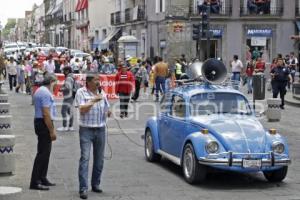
[202,3,211,60]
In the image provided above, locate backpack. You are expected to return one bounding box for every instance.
[72,76,83,98]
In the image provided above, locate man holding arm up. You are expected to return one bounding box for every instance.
[75,72,111,199]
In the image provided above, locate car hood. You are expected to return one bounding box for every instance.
[191,115,267,153]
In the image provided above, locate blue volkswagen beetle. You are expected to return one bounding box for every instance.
[144,59,291,184]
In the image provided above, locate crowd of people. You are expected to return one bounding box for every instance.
[247,0,271,15]
[230,51,298,109]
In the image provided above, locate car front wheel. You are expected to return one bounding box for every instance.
[144,130,161,162]
[263,166,288,182]
[182,143,207,184]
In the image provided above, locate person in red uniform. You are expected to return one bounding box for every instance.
[115,65,135,118]
[255,57,266,73]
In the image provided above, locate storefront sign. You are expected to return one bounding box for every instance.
[251,37,267,46]
[247,29,272,37]
[211,29,223,38]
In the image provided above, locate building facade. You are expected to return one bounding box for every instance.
[75,0,89,51]
[110,0,147,58]
[145,0,298,65]
[63,0,78,48]
[88,0,115,51]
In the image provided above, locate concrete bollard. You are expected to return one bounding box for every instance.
[0,103,10,116]
[0,116,12,135]
[266,98,281,122]
[0,187,22,200]
[0,135,15,174]
[0,94,8,103]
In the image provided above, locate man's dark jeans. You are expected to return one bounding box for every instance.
[155,76,166,101]
[30,119,52,186]
[8,74,17,91]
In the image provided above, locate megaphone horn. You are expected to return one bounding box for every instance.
[201,58,227,84]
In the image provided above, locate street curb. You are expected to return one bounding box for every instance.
[285,93,300,107]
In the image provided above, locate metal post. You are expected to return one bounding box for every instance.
[206,3,211,60]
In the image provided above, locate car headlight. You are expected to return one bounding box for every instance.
[272,142,285,154]
[205,141,219,154]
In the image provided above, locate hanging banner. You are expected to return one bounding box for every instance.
[53,74,118,99]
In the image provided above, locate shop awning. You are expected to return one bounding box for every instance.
[101,28,121,44]
[75,0,82,12]
[296,21,300,32]
[81,0,88,10]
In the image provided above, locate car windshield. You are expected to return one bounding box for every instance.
[190,92,252,116]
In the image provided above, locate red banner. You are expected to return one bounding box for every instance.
[54,74,118,99]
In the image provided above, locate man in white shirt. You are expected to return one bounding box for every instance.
[7,57,17,91]
[289,52,298,84]
[43,55,55,74]
[230,55,244,90]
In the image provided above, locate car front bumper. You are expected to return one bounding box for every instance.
[198,151,291,167]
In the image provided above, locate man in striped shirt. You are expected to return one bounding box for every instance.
[74,72,111,199]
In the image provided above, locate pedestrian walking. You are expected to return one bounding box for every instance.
[115,65,135,118]
[154,57,169,102]
[270,58,292,109]
[230,55,244,90]
[246,60,255,94]
[7,57,17,91]
[131,61,147,102]
[74,72,111,199]
[15,59,26,93]
[43,55,55,74]
[57,66,75,132]
[175,59,183,80]
[30,73,57,191]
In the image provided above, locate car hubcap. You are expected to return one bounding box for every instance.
[184,148,193,178]
[145,133,152,158]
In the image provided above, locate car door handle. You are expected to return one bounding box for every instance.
[164,120,169,125]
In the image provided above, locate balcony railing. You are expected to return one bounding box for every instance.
[111,6,145,25]
[76,18,89,29]
[166,4,190,19]
[240,0,283,16]
[190,6,232,17]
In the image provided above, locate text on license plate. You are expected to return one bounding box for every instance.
[242,159,262,168]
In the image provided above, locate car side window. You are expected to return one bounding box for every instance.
[160,93,171,113]
[171,95,186,118]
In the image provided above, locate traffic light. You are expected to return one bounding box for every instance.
[192,23,201,40]
[202,6,209,38]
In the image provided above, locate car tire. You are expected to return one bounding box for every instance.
[263,166,288,182]
[144,130,161,162]
[182,143,207,184]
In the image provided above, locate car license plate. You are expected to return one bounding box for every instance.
[242,159,262,168]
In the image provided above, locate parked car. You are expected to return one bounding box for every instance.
[55,46,68,55]
[74,52,92,62]
[144,59,291,184]
[4,43,20,54]
[69,49,83,57]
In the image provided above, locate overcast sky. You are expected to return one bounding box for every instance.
[0,0,43,27]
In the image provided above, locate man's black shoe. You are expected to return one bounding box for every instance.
[79,190,88,199]
[29,184,50,191]
[41,180,56,186]
[92,186,103,193]
[280,105,285,110]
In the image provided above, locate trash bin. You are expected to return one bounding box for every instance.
[0,135,15,174]
[253,73,266,100]
[266,98,281,122]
